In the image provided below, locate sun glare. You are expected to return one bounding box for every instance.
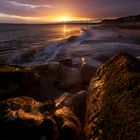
[57,16,72,22]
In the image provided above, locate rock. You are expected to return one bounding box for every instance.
[0,96,58,140]
[54,107,82,140]
[0,61,82,101]
[84,52,140,140]
[67,36,78,43]
[55,92,72,109]
[80,57,102,85]
[55,90,87,126]
[35,62,81,99]
[58,58,72,67]
[0,96,82,140]
[0,65,40,101]
[69,90,87,126]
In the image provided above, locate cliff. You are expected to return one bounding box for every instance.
[84,52,140,140]
[101,14,140,27]
[0,96,81,140]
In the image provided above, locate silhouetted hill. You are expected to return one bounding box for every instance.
[101,15,140,26]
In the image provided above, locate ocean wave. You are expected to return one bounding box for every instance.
[3,26,140,66]
[6,27,88,66]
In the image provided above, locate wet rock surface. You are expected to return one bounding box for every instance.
[55,90,87,126]
[0,96,81,140]
[0,53,139,140]
[0,59,82,101]
[84,52,140,140]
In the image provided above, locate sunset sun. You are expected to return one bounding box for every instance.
[56,16,72,22]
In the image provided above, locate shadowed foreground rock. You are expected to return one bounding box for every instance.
[35,62,81,99]
[0,60,81,101]
[55,90,87,126]
[0,96,81,140]
[84,52,140,140]
[0,65,40,101]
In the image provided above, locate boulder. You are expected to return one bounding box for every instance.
[55,92,72,109]
[84,52,140,140]
[55,91,87,126]
[0,96,82,140]
[35,62,81,99]
[80,57,102,85]
[54,107,82,140]
[0,96,57,140]
[58,58,72,67]
[0,61,82,101]
[0,65,40,101]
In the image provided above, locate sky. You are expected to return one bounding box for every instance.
[0,0,140,23]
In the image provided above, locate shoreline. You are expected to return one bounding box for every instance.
[0,24,140,67]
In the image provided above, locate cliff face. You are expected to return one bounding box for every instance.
[84,52,140,140]
[101,15,140,26]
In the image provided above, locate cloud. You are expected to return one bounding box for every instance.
[11,1,51,8]
[0,0,52,17]
[0,0,140,23]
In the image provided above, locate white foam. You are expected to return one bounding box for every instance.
[7,27,140,66]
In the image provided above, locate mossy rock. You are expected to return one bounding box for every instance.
[85,52,140,140]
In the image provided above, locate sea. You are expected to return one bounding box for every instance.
[0,24,140,66]
[0,24,91,65]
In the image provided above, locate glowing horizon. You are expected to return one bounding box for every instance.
[0,13,95,23]
[0,0,139,23]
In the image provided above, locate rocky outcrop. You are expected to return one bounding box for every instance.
[0,60,82,101]
[101,14,140,26]
[84,52,140,140]
[80,58,100,85]
[0,96,81,140]
[35,62,81,99]
[0,52,139,140]
[55,107,82,140]
[0,65,40,101]
[0,58,100,101]
[55,90,87,126]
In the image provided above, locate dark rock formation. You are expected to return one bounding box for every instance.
[101,14,140,27]
[84,52,140,140]
[55,90,87,126]
[0,52,139,140]
[0,96,81,140]
[35,62,81,99]
[54,107,82,140]
[0,61,82,101]
[0,65,40,101]
[58,58,72,67]
[80,62,97,85]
